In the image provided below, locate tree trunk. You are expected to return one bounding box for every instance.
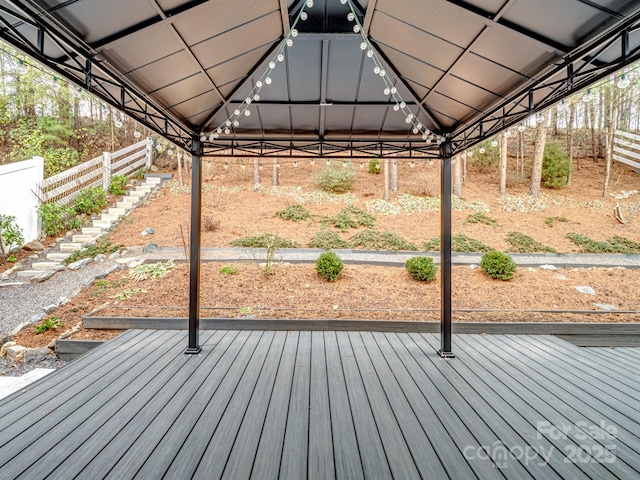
[390,160,399,192]
[383,158,389,202]
[603,87,619,198]
[567,100,575,185]
[589,101,597,162]
[272,158,279,187]
[529,123,547,198]
[499,130,508,195]
[253,157,261,190]
[452,155,463,197]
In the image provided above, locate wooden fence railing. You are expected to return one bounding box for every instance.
[613,130,640,170]
[37,138,152,205]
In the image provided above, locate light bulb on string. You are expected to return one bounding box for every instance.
[200,133,207,142]
[582,89,594,103]
[558,100,569,113]
[384,87,390,96]
[244,110,251,116]
[367,50,373,58]
[360,162,364,169]
[479,147,486,154]
[347,12,355,21]
[306,0,313,7]
[379,69,386,77]
[400,101,406,109]
[617,74,630,89]
[269,61,276,69]
[208,133,215,142]
[291,29,298,37]
[224,127,230,134]
[342,161,348,168]
[256,80,263,88]
[517,123,526,133]
[265,77,272,85]
[253,94,260,101]
[491,139,498,147]
[536,112,545,125]
[353,25,360,33]
[293,161,298,168]
[223,163,229,170]
[326,159,331,166]
[217,127,222,134]
[301,11,308,21]
[412,127,419,134]
[225,120,231,127]
[310,159,315,166]
[340,0,347,3]
[259,164,263,171]
[360,42,367,50]
[393,104,400,111]
[374,66,381,75]
[234,109,240,116]
[134,130,141,138]
[233,120,240,127]
[409,161,415,168]
[467,150,473,158]
[286,39,293,47]
[505,130,512,138]
[277,53,285,62]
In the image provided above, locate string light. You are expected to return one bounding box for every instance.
[491,139,498,147]
[582,89,594,103]
[517,123,526,133]
[617,74,630,89]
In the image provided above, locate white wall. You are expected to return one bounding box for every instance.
[0,157,44,244]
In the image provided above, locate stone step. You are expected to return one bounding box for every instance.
[141,182,159,190]
[108,207,126,216]
[47,252,72,261]
[92,220,112,229]
[31,262,60,271]
[60,242,84,252]
[127,190,147,198]
[82,227,102,236]
[100,213,119,222]
[16,270,45,278]
[144,176,162,184]
[72,234,95,243]
[116,201,136,210]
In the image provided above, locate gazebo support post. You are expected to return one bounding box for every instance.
[439,140,455,358]
[185,136,203,354]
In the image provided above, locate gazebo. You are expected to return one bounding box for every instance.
[1,1,640,477]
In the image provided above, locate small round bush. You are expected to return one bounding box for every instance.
[316,251,344,282]
[480,250,516,281]
[314,166,355,193]
[405,256,437,282]
[368,158,381,174]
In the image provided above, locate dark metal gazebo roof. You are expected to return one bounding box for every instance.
[2,0,640,154]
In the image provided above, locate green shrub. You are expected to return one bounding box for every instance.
[322,206,375,231]
[423,234,493,253]
[0,214,24,263]
[276,204,311,222]
[316,251,344,282]
[74,186,108,215]
[349,230,417,251]
[405,256,437,282]
[368,158,381,174]
[314,166,355,193]
[109,175,129,196]
[64,236,123,264]
[134,168,147,180]
[220,265,238,275]
[566,233,640,254]
[545,216,569,227]
[37,202,77,237]
[480,251,516,281]
[505,232,557,253]
[232,233,299,248]
[308,230,349,249]
[466,212,497,226]
[35,315,63,334]
[542,142,570,188]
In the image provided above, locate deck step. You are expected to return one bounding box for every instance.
[47,252,72,261]
[30,262,60,271]
[82,227,102,236]
[60,242,84,252]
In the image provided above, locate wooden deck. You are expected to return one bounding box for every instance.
[0,330,639,479]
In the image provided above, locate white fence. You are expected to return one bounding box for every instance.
[37,138,153,206]
[0,156,44,244]
[613,130,640,170]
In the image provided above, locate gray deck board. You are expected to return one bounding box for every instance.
[456,334,639,479]
[1,330,640,479]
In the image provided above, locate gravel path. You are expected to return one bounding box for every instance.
[0,259,119,337]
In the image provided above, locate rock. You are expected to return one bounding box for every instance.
[11,321,33,335]
[554,274,567,280]
[94,254,107,263]
[540,264,558,271]
[109,250,121,260]
[144,242,160,253]
[6,345,27,362]
[150,165,159,172]
[575,286,596,295]
[0,282,26,287]
[0,272,8,280]
[31,270,56,283]
[58,296,69,306]
[68,257,93,270]
[23,240,45,251]
[141,227,156,235]
[0,341,16,358]
[94,264,119,279]
[43,304,58,314]
[593,303,617,311]
[24,347,54,363]
[127,259,144,268]
[116,256,139,265]
[469,264,479,269]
